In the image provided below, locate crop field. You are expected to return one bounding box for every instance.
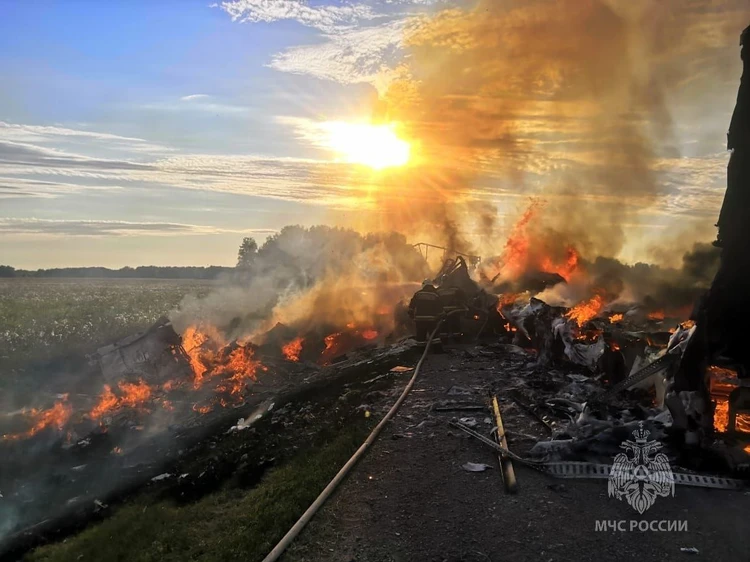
[0,278,215,374]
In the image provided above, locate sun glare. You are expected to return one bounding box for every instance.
[322,122,410,170]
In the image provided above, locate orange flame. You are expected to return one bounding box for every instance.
[90,385,118,419]
[320,331,346,364]
[565,294,604,326]
[648,310,665,321]
[282,337,304,362]
[714,400,729,433]
[215,346,263,395]
[3,398,72,441]
[192,403,213,415]
[709,366,750,433]
[609,313,623,323]
[540,246,580,282]
[90,380,152,419]
[498,293,520,308]
[485,201,581,282]
[712,398,750,433]
[324,332,342,352]
[362,329,379,340]
[182,326,210,387]
[495,202,539,280]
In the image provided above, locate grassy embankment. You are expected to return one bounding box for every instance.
[27,420,371,562]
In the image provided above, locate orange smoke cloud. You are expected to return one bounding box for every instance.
[333,0,745,274]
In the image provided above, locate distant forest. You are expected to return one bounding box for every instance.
[0,265,234,279]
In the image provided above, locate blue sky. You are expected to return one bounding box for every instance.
[0,0,396,268]
[0,0,747,268]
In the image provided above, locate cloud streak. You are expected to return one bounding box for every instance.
[0,217,278,237]
[0,121,171,154]
[0,122,380,207]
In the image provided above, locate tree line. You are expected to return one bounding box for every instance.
[0,265,233,279]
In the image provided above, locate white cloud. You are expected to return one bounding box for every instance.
[218,0,434,92]
[139,99,250,114]
[0,121,171,154]
[0,123,372,207]
[0,217,278,237]
[219,0,379,33]
[180,94,211,101]
[0,121,147,143]
[269,19,414,92]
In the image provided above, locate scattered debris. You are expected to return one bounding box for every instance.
[447,385,474,395]
[150,473,172,482]
[433,401,486,412]
[680,547,700,554]
[491,396,517,494]
[458,417,478,428]
[390,366,414,373]
[227,417,254,433]
[462,462,493,472]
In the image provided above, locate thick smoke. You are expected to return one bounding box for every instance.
[536,241,721,312]
[171,226,428,340]
[356,0,743,271]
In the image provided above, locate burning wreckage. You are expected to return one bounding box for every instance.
[3,248,750,556]
[5,24,750,560]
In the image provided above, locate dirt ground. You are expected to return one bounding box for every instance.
[284,343,750,562]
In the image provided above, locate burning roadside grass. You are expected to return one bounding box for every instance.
[0,221,734,558]
[24,402,377,562]
[1,215,720,448]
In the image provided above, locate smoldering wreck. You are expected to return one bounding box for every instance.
[2,238,750,558]
[5,22,750,558]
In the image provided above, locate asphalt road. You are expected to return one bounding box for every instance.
[284,344,750,562]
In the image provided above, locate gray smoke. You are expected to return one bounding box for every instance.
[170,225,429,340]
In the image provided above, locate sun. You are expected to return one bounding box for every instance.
[321,121,411,170]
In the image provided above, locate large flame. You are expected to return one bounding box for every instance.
[3,398,72,441]
[282,337,304,362]
[565,294,604,326]
[182,326,210,387]
[483,201,582,283]
[214,346,264,395]
[90,380,152,420]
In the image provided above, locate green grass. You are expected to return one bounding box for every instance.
[0,278,214,372]
[27,421,371,562]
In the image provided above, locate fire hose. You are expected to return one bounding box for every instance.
[263,318,745,561]
[261,314,454,562]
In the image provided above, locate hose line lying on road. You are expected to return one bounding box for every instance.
[261,318,446,562]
